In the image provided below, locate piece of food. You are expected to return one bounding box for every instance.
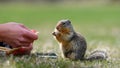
[31,29,39,35]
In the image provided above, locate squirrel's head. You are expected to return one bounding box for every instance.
[56,20,74,34]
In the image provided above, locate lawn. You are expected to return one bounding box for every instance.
[0,3,120,68]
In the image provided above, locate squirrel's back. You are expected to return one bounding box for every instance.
[70,32,87,60]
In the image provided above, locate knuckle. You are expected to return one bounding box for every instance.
[17,37,23,42]
[19,30,27,36]
[16,41,22,47]
[21,30,27,35]
[19,23,24,27]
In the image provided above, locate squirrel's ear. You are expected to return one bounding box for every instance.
[67,20,71,24]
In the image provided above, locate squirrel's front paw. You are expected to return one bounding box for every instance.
[52,31,60,36]
[52,32,56,36]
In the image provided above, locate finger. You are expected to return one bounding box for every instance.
[11,41,30,48]
[19,37,34,44]
[22,43,33,51]
[19,23,29,30]
[20,43,32,47]
[26,43,33,52]
[11,41,21,48]
[23,29,38,40]
[25,43,33,54]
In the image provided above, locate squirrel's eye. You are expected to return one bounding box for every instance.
[62,22,66,25]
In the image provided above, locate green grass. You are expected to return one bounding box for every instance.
[0,3,120,68]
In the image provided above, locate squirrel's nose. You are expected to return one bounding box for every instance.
[52,32,56,36]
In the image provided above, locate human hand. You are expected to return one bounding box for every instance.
[12,30,39,55]
[0,22,38,48]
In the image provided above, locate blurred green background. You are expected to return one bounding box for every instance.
[0,0,120,67]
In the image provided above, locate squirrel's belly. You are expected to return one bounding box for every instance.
[60,43,76,59]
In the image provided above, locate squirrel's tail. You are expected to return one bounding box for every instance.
[85,50,108,61]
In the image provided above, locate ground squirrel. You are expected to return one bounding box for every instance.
[52,20,108,61]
